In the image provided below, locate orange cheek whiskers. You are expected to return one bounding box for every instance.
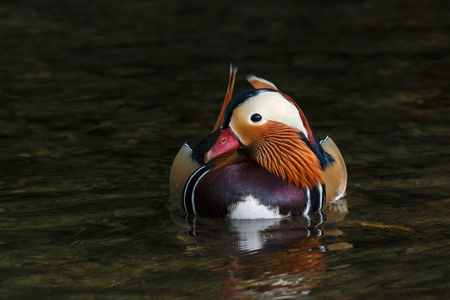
[251,123,323,189]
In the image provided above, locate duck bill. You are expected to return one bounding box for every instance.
[204,128,240,163]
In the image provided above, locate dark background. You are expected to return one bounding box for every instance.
[0,0,449,299]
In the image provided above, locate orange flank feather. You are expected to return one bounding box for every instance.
[213,65,238,132]
[320,137,347,204]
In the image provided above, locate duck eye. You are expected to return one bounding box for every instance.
[250,113,262,123]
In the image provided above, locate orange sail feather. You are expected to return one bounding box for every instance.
[212,64,238,132]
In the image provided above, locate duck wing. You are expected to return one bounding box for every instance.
[320,136,347,205]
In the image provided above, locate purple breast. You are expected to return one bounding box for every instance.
[193,162,308,218]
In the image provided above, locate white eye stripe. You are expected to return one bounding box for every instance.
[235,91,308,138]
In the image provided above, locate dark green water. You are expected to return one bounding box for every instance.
[1,0,449,299]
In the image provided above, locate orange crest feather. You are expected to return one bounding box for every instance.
[247,75,278,90]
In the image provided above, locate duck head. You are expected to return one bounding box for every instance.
[204,77,326,190]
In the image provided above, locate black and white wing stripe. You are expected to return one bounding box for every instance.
[182,166,211,215]
[302,183,327,216]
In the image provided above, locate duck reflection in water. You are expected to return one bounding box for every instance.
[172,200,350,298]
[170,65,349,297]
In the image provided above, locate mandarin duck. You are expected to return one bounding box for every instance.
[170,66,347,219]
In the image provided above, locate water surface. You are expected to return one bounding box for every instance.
[1,0,449,299]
